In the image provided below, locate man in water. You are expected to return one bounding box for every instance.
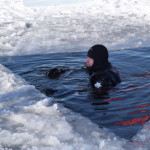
[47,44,121,90]
[85,44,121,89]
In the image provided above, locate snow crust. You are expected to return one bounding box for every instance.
[1,0,150,56]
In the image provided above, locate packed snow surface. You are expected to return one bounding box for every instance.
[0,0,150,149]
[1,0,150,56]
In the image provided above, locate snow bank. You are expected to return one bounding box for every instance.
[132,121,150,150]
[0,64,129,150]
[1,0,150,56]
[0,60,149,150]
[0,59,149,150]
[0,0,36,54]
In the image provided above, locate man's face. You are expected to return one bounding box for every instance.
[86,57,94,67]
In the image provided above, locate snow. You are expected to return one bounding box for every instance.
[0,0,150,149]
[0,64,149,149]
[132,121,150,150]
[1,0,150,56]
[0,64,128,150]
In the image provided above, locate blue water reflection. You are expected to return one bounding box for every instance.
[0,47,150,140]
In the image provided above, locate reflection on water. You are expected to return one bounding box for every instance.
[0,47,150,140]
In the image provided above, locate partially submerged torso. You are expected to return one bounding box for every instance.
[85,63,121,89]
[46,63,121,91]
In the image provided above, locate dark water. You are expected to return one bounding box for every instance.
[0,47,150,140]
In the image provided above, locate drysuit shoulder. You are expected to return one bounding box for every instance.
[90,67,121,89]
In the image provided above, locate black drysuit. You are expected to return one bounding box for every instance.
[47,45,121,90]
[86,45,121,89]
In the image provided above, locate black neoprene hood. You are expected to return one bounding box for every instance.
[87,45,109,69]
